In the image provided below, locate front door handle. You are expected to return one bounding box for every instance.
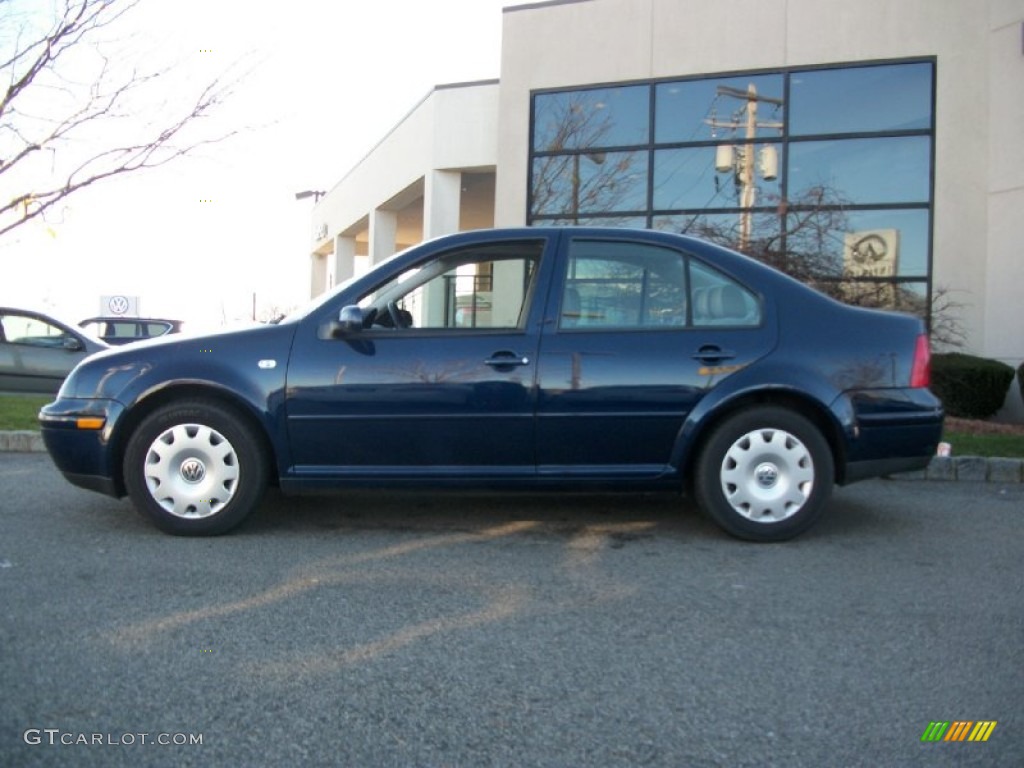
[484,351,530,367]
[692,345,736,363]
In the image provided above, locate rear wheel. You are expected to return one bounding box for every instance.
[694,406,834,541]
[123,400,268,535]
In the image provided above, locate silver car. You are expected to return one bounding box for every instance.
[0,307,108,394]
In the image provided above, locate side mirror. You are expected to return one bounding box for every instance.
[324,305,365,338]
[339,305,366,332]
[62,336,84,352]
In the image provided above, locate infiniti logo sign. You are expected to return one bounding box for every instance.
[179,459,206,484]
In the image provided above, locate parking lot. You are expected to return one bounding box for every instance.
[1,453,1021,767]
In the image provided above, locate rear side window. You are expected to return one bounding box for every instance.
[559,240,760,330]
[689,260,760,327]
[560,241,687,329]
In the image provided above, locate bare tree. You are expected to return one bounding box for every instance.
[530,93,643,221]
[0,0,238,240]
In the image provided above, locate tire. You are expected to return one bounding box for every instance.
[123,399,268,535]
[694,406,834,542]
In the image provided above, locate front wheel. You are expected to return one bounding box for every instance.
[123,400,268,535]
[694,406,834,542]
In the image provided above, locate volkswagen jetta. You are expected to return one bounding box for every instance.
[39,228,943,541]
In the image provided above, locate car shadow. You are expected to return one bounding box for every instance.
[241,487,727,542]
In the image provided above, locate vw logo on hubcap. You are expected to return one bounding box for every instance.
[179,458,206,484]
[755,463,779,488]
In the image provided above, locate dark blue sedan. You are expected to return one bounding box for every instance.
[39,228,943,541]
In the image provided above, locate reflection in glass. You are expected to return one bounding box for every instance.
[789,62,932,136]
[542,216,648,229]
[655,74,784,143]
[533,85,650,152]
[788,136,930,205]
[531,151,647,218]
[791,209,929,279]
[654,143,782,212]
[530,61,934,317]
[653,212,782,257]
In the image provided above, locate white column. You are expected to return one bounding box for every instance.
[369,208,398,265]
[424,170,462,239]
[332,235,357,286]
[310,253,326,298]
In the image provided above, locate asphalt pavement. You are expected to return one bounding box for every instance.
[1,453,1022,767]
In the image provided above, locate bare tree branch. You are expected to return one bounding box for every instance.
[0,0,240,240]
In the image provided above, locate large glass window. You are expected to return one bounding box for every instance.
[531,150,647,218]
[787,136,931,205]
[533,85,650,152]
[655,74,784,144]
[788,62,933,136]
[654,143,783,211]
[529,59,935,319]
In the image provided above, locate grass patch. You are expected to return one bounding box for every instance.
[0,395,52,430]
[942,432,1024,459]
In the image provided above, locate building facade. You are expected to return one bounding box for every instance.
[307,0,1024,413]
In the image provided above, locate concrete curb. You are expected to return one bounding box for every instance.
[0,431,46,453]
[2,430,1021,482]
[886,455,1024,483]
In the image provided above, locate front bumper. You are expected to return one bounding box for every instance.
[39,398,126,498]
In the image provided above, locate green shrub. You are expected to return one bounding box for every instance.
[931,353,1015,419]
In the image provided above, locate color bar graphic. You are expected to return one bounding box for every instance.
[921,720,997,742]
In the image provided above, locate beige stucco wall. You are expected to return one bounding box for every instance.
[312,81,500,246]
[496,0,1024,375]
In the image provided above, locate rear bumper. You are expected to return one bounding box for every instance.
[837,388,944,485]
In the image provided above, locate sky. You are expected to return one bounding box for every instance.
[0,0,512,331]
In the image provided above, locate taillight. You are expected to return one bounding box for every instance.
[910,334,930,388]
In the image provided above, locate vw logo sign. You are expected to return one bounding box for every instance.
[179,458,206,484]
[755,463,779,489]
[108,295,130,315]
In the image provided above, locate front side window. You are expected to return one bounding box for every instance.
[0,314,69,347]
[358,242,543,331]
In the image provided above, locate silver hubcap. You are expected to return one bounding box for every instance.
[720,427,814,523]
[143,424,239,519]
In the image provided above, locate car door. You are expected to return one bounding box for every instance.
[285,237,553,478]
[535,235,776,478]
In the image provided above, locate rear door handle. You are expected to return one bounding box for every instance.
[692,345,735,363]
[484,351,530,367]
